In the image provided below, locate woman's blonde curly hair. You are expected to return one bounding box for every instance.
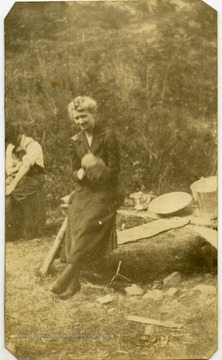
[68,96,97,120]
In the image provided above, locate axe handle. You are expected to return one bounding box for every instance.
[39,217,67,276]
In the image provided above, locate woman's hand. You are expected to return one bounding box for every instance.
[81,154,98,169]
[6,183,15,196]
[77,168,85,181]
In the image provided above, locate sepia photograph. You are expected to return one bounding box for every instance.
[3,1,219,359]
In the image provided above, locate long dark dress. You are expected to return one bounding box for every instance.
[53,124,122,297]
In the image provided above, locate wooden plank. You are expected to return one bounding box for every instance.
[188,225,217,249]
[189,216,217,229]
[39,217,67,276]
[117,209,217,228]
[117,217,189,245]
[127,315,182,329]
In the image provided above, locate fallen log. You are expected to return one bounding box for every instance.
[88,227,217,283]
[42,216,188,275]
[41,216,188,274]
[43,214,217,282]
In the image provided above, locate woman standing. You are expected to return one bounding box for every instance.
[51,96,122,299]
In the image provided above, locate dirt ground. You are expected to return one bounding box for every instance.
[5,215,217,360]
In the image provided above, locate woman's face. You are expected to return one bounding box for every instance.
[73,110,95,133]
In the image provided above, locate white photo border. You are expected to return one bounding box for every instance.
[0,1,221,359]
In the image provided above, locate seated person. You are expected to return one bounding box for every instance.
[5,123,46,240]
[6,143,22,185]
[51,96,122,299]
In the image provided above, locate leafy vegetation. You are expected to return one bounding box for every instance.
[5,0,217,207]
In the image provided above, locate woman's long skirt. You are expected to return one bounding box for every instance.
[62,186,117,264]
[53,186,117,296]
[6,174,46,240]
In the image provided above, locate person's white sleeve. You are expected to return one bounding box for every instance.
[5,144,15,173]
[22,141,42,167]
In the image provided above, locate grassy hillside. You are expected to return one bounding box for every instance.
[5,0,217,206]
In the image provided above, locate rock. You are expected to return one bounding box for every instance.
[152,284,161,290]
[163,272,182,287]
[152,280,163,290]
[125,284,145,296]
[164,287,179,297]
[97,294,114,304]
[172,299,178,305]
[144,325,154,336]
[143,289,163,302]
[192,284,216,297]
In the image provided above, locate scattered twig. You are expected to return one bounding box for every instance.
[169,333,184,337]
[109,261,131,285]
[127,315,183,329]
[82,280,104,289]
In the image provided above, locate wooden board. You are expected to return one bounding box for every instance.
[117,209,217,229]
[117,217,189,245]
[188,225,217,249]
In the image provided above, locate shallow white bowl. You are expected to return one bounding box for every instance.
[148,192,192,215]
